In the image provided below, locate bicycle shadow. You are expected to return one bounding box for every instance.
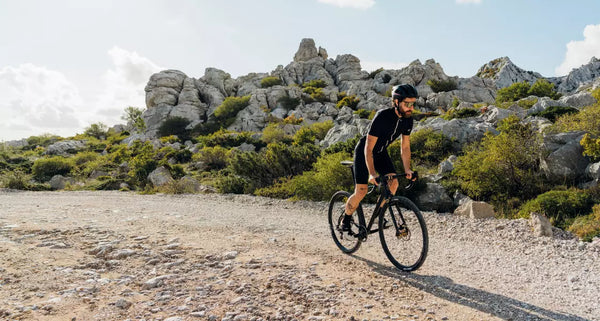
[351,255,591,321]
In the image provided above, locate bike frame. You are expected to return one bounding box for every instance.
[357,174,403,240]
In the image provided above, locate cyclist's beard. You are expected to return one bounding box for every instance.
[396,105,411,118]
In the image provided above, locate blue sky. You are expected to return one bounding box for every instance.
[1,0,600,141]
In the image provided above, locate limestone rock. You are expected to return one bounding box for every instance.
[148,166,174,187]
[415,117,498,148]
[529,212,553,237]
[541,132,589,181]
[453,200,495,219]
[145,70,187,108]
[558,91,597,108]
[415,183,453,212]
[438,155,457,176]
[551,57,600,93]
[586,162,600,180]
[202,68,236,97]
[49,175,75,190]
[180,176,201,193]
[476,57,542,89]
[294,38,319,62]
[44,140,86,155]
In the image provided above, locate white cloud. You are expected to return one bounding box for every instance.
[456,0,482,4]
[555,24,600,76]
[94,47,163,125]
[0,48,163,141]
[317,0,375,10]
[0,63,84,141]
[361,61,409,72]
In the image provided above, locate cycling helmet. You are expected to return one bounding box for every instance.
[391,84,418,102]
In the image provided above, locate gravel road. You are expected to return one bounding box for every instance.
[0,190,599,321]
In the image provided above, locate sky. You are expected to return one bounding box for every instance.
[1,0,600,142]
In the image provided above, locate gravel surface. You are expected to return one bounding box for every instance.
[0,190,599,321]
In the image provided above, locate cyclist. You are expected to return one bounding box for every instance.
[342,84,418,231]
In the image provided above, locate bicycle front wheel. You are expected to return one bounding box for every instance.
[379,196,428,271]
[328,191,362,254]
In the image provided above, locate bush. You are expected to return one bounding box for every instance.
[517,97,538,109]
[32,156,73,182]
[193,146,230,170]
[212,95,252,128]
[451,97,460,108]
[323,134,361,156]
[353,109,370,119]
[568,204,600,241]
[158,179,198,194]
[1,170,32,190]
[292,121,333,146]
[452,116,544,212]
[84,122,109,139]
[336,95,360,110]
[158,117,191,140]
[518,189,594,229]
[442,108,480,120]
[302,87,327,102]
[215,174,250,194]
[196,129,261,149]
[302,79,327,89]
[530,106,579,122]
[277,96,301,111]
[127,142,158,187]
[496,79,561,104]
[261,123,290,144]
[121,106,146,133]
[550,104,600,136]
[260,76,283,88]
[581,133,600,162]
[25,134,61,149]
[427,79,458,93]
[256,152,353,201]
[283,114,303,125]
[393,128,455,167]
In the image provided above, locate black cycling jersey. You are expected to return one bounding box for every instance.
[361,107,413,153]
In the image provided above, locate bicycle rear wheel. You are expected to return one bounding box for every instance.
[379,196,428,271]
[328,191,362,254]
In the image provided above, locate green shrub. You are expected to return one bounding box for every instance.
[127,142,158,187]
[496,81,531,103]
[452,116,544,212]
[121,106,146,133]
[1,170,32,190]
[283,115,303,125]
[518,189,594,229]
[530,106,579,122]
[277,96,301,111]
[229,143,320,189]
[261,123,290,144]
[550,104,600,136]
[256,152,353,201]
[528,79,561,100]
[193,146,231,170]
[196,129,261,149]
[25,134,61,150]
[517,97,538,109]
[353,109,370,119]
[568,204,600,241]
[427,79,457,93]
[451,97,460,108]
[302,79,327,89]
[393,128,455,167]
[303,87,327,102]
[581,133,600,162]
[323,134,361,156]
[84,122,109,139]
[260,76,283,88]
[496,79,561,104]
[158,117,191,140]
[442,108,480,120]
[292,121,333,145]
[211,95,252,129]
[336,95,360,110]
[215,174,250,194]
[32,156,74,182]
[86,176,124,191]
[158,178,198,194]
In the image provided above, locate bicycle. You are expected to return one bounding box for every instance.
[328,160,428,271]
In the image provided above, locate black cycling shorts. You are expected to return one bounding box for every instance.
[353,138,396,185]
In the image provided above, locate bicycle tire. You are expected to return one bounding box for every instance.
[328,191,363,254]
[378,196,428,271]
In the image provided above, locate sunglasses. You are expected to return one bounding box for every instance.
[402,101,416,108]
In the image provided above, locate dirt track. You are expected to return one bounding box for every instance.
[1,190,598,321]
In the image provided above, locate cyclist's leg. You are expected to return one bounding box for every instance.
[375,150,398,195]
[345,184,368,215]
[345,139,370,215]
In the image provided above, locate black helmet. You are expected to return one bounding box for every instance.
[392,84,418,101]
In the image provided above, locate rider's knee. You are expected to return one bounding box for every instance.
[355,186,368,198]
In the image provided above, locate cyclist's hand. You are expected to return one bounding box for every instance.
[405,170,416,181]
[368,174,379,185]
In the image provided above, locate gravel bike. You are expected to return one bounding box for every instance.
[328,161,428,271]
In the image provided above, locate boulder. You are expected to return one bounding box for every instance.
[179,175,201,193]
[148,166,173,187]
[294,38,319,62]
[558,92,597,108]
[415,183,453,212]
[415,117,498,148]
[540,132,589,181]
[476,57,542,89]
[49,175,75,190]
[45,140,86,155]
[145,70,187,108]
[453,190,472,207]
[527,97,567,115]
[529,212,553,237]
[586,162,600,180]
[438,155,457,176]
[453,200,495,219]
[481,105,526,125]
[202,68,236,97]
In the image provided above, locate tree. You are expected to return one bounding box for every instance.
[121,106,146,133]
[84,122,108,139]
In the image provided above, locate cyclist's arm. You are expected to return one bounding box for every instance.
[365,135,378,184]
[401,134,413,179]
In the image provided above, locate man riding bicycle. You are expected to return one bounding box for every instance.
[342,84,418,231]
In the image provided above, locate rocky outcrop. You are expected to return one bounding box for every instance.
[45,140,87,155]
[550,57,600,93]
[415,183,453,212]
[148,166,173,187]
[540,132,589,181]
[415,117,498,148]
[476,57,542,89]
